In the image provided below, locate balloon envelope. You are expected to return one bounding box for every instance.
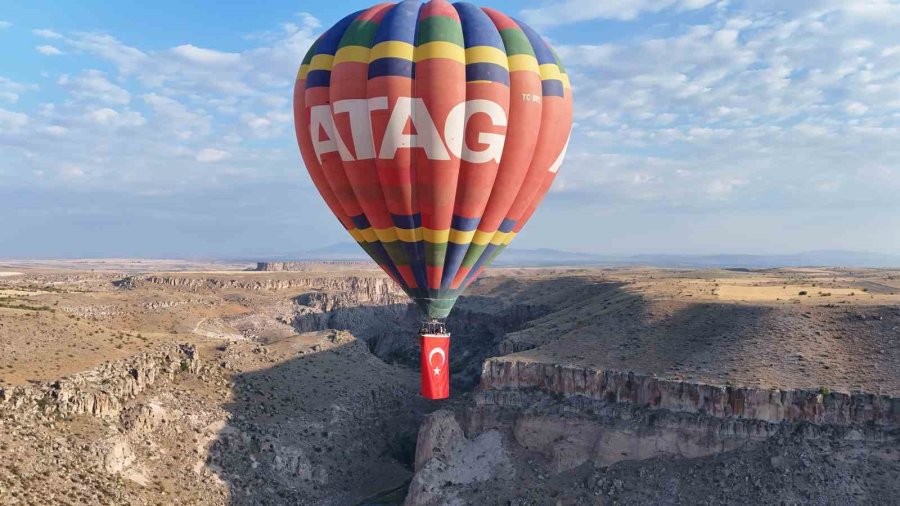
[294,0,572,318]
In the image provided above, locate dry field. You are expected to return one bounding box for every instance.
[490,266,900,394]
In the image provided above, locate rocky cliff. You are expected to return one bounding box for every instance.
[256,262,308,272]
[480,358,900,427]
[115,273,408,296]
[0,343,200,420]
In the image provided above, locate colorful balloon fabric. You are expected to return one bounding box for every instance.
[293,0,573,318]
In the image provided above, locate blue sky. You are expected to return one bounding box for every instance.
[2,0,900,258]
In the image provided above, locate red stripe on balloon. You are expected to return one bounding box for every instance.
[294,78,353,230]
[481,7,520,31]
[419,0,460,21]
[305,86,365,220]
[474,67,543,234]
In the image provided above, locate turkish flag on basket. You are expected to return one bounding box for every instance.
[420,334,450,400]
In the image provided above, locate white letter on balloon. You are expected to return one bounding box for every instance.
[445,99,508,164]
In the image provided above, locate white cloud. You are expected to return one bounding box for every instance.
[0,77,30,103]
[58,70,131,105]
[86,107,145,127]
[142,93,211,139]
[0,21,11,29]
[0,108,29,131]
[171,44,240,65]
[196,148,231,163]
[36,45,63,56]
[32,28,62,39]
[521,0,716,27]
[0,15,317,195]
[42,125,68,135]
[551,0,900,210]
[845,102,869,115]
[60,14,319,97]
[241,109,291,138]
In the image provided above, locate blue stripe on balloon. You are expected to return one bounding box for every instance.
[350,214,371,230]
[318,11,362,55]
[392,213,422,229]
[455,2,505,49]
[498,218,517,233]
[368,240,408,290]
[368,58,415,79]
[542,79,565,97]
[450,214,480,231]
[513,17,555,65]
[400,240,429,294]
[466,62,509,85]
[373,0,421,45]
[441,242,468,290]
[305,70,332,88]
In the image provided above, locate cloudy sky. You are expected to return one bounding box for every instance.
[2,0,899,258]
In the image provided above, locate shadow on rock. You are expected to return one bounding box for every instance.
[207,331,429,505]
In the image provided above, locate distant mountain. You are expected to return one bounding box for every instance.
[616,251,900,269]
[248,244,900,269]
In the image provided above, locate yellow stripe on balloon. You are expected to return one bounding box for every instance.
[465,46,508,69]
[471,230,495,246]
[539,63,562,82]
[500,231,518,245]
[297,64,311,80]
[369,41,415,62]
[507,54,540,74]
[373,228,397,243]
[423,228,450,243]
[561,74,571,89]
[309,54,335,72]
[414,42,466,64]
[334,45,370,65]
[394,227,422,243]
[449,229,476,244]
[348,228,365,242]
[484,231,515,246]
[352,226,503,245]
[358,227,378,243]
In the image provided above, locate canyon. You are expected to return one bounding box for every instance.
[0,261,898,504]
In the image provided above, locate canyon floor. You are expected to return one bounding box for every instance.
[0,260,898,505]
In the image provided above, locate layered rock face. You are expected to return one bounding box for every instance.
[256,262,308,272]
[481,358,900,427]
[445,357,900,477]
[0,343,199,420]
[115,274,408,296]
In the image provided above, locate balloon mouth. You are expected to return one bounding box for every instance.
[416,298,456,319]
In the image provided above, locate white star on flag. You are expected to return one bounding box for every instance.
[433,367,441,375]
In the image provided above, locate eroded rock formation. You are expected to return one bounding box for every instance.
[481,358,900,427]
[0,343,199,420]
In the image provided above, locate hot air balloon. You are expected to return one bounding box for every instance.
[293,0,572,399]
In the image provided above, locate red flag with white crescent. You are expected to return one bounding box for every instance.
[421,334,450,400]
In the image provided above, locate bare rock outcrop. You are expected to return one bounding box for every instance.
[406,411,512,506]
[413,410,465,472]
[0,344,200,420]
[481,358,900,427]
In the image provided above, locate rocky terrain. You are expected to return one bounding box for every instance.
[0,263,898,505]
